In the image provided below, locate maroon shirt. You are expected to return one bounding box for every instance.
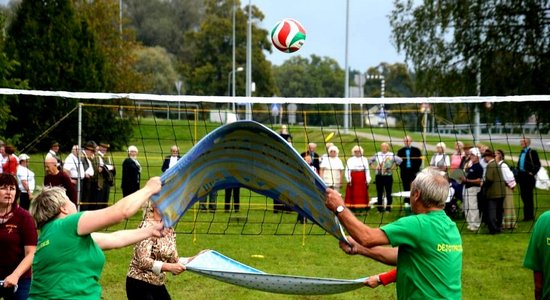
[44,171,78,204]
[0,206,38,279]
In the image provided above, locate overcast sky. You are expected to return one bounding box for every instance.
[1,0,406,71]
[253,0,406,71]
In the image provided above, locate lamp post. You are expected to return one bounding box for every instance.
[366,74,385,125]
[228,67,244,111]
[175,80,182,120]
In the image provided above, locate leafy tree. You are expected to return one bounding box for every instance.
[390,0,550,124]
[182,0,275,97]
[133,46,180,94]
[5,0,132,151]
[124,0,203,57]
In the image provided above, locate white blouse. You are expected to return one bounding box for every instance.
[345,156,371,183]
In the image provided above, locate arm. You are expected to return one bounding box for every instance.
[339,236,397,265]
[326,189,389,247]
[3,245,36,288]
[77,177,161,235]
[161,158,169,172]
[365,268,397,288]
[91,223,163,250]
[21,179,32,198]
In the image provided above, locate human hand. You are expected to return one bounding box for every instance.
[145,177,162,195]
[3,273,19,288]
[339,236,358,255]
[325,188,344,212]
[167,262,186,275]
[364,275,381,288]
[148,222,164,238]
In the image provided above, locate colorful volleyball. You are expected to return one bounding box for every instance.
[270,18,306,53]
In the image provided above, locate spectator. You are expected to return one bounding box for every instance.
[63,145,85,186]
[0,144,4,174]
[199,190,217,213]
[28,178,163,299]
[278,125,292,144]
[80,141,100,211]
[344,145,371,212]
[495,149,516,230]
[17,154,35,211]
[320,142,334,164]
[369,143,402,213]
[97,143,115,209]
[224,188,240,213]
[523,210,550,300]
[482,149,506,235]
[122,146,141,197]
[300,142,320,173]
[396,136,422,208]
[0,174,37,300]
[326,168,462,299]
[45,141,63,170]
[2,145,18,176]
[297,155,317,223]
[126,200,187,300]
[44,156,77,205]
[516,137,541,221]
[461,147,483,232]
[320,145,345,190]
[430,142,450,173]
[161,145,180,173]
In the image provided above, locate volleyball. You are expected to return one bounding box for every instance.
[270,18,306,53]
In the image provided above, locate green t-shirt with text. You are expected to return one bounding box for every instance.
[30,212,105,300]
[524,210,550,300]
[381,210,462,300]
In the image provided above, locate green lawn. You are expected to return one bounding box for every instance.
[26,117,546,299]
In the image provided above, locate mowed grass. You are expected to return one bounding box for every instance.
[26,117,545,299]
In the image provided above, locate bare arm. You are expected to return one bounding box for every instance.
[78,177,161,235]
[2,245,36,288]
[339,237,397,265]
[21,179,32,198]
[326,188,389,247]
[91,223,163,250]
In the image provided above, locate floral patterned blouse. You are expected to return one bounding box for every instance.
[126,220,178,286]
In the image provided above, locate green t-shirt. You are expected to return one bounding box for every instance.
[524,210,550,300]
[381,210,462,300]
[30,212,105,300]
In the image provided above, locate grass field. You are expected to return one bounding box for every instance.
[25,117,547,299]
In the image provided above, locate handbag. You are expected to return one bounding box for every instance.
[535,167,550,190]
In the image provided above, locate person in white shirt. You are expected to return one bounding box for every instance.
[430,142,450,173]
[17,154,35,210]
[45,141,63,170]
[495,149,517,229]
[319,145,344,190]
[161,145,181,172]
[369,143,402,213]
[63,145,85,185]
[344,145,371,212]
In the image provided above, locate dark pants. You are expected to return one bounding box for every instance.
[517,171,536,220]
[19,193,31,210]
[199,190,217,211]
[486,197,504,234]
[400,171,416,204]
[375,175,393,212]
[224,188,240,212]
[126,276,171,300]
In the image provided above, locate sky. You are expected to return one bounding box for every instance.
[0,0,406,72]
[252,0,406,71]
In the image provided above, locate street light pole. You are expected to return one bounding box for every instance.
[231,0,237,101]
[245,0,252,120]
[343,0,350,134]
[175,80,182,120]
[228,67,244,111]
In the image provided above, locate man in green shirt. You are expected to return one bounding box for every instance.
[524,210,550,300]
[326,168,462,299]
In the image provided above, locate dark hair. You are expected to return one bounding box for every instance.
[4,145,15,155]
[496,149,505,160]
[0,173,21,208]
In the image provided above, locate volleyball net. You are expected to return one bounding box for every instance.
[2,88,549,235]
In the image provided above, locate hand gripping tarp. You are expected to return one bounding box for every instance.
[151,120,347,242]
[183,250,367,295]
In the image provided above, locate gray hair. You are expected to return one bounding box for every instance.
[411,168,448,209]
[30,186,69,229]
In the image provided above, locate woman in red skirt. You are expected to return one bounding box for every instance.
[345,145,371,212]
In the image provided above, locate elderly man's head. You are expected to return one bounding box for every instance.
[410,168,449,212]
[44,156,59,174]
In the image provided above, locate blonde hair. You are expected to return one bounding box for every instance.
[351,145,363,156]
[436,142,447,152]
[30,186,69,229]
[328,145,339,154]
